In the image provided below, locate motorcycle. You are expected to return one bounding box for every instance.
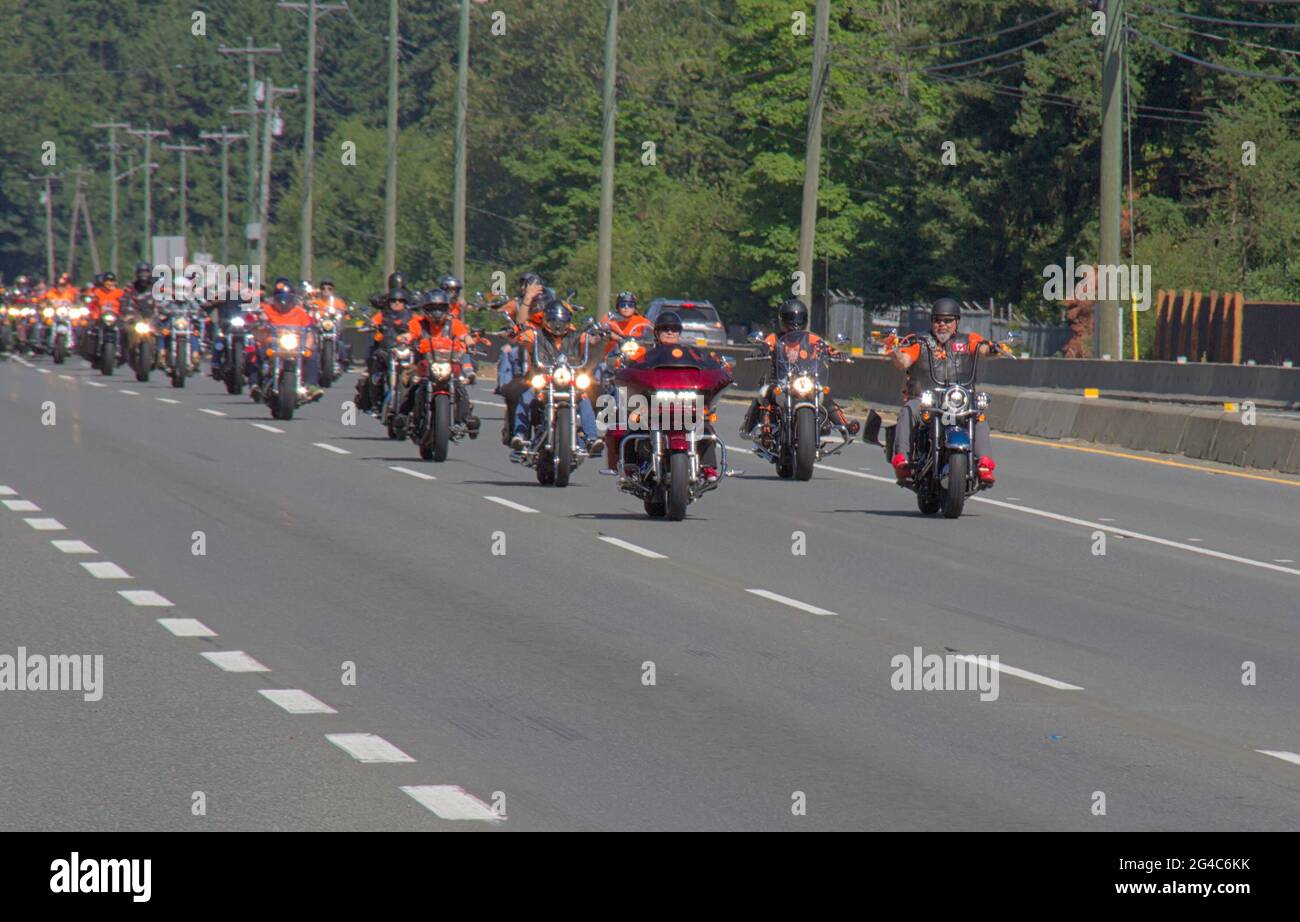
[605,343,734,520]
[315,307,341,388]
[129,315,157,382]
[380,341,415,438]
[876,333,1016,519]
[260,325,310,420]
[48,302,75,364]
[510,331,596,488]
[91,306,122,375]
[159,307,193,388]
[408,336,485,461]
[742,330,853,480]
[211,311,251,394]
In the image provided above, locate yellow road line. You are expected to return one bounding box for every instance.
[993,433,1300,487]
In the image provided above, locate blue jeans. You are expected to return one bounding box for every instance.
[514,389,598,443]
[497,350,524,391]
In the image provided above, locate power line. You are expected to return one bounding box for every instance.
[920,30,1063,73]
[899,10,1069,52]
[1134,3,1300,30]
[1129,26,1300,81]
[1135,15,1300,57]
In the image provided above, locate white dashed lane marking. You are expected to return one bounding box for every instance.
[201,651,270,673]
[1257,750,1300,767]
[157,618,217,637]
[85,381,107,388]
[3,500,40,512]
[326,733,416,764]
[80,561,131,579]
[598,536,667,559]
[259,689,337,715]
[952,655,1084,691]
[52,540,96,554]
[120,389,139,395]
[199,408,227,417]
[313,443,351,454]
[390,466,435,481]
[24,518,66,531]
[0,486,17,496]
[745,588,836,616]
[250,423,284,433]
[482,496,536,513]
[156,397,181,405]
[58,374,75,381]
[402,785,503,822]
[117,589,173,606]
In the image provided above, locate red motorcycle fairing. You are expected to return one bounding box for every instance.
[608,357,732,466]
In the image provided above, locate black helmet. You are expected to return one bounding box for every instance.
[318,277,334,287]
[273,289,297,308]
[134,261,152,277]
[421,288,450,314]
[388,287,411,305]
[518,271,543,292]
[541,298,571,335]
[272,276,292,293]
[654,310,683,335]
[102,271,116,283]
[615,291,638,311]
[931,297,962,320]
[439,274,462,295]
[777,298,808,332]
[387,270,407,291]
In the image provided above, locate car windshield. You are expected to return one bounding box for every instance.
[672,304,720,324]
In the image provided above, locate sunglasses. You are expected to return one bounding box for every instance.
[932,316,958,324]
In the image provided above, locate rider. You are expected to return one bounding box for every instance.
[43,271,80,304]
[88,271,125,321]
[889,296,999,485]
[740,298,860,446]
[601,291,652,358]
[123,262,162,357]
[357,287,414,414]
[251,289,323,400]
[495,272,546,438]
[616,311,726,483]
[398,289,481,437]
[509,295,602,457]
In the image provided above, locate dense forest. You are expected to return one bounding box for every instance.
[2,1,1298,326]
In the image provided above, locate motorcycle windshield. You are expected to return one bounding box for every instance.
[771,331,826,380]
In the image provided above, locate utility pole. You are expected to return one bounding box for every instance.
[279,0,348,281]
[256,80,301,285]
[127,127,169,263]
[218,38,282,263]
[161,142,207,254]
[596,0,619,317]
[28,173,62,282]
[452,0,470,280]
[1097,0,1125,359]
[65,167,102,278]
[384,0,399,279]
[798,0,830,329]
[200,128,249,264]
[92,121,130,273]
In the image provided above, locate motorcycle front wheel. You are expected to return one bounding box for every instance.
[942,453,968,519]
[793,406,817,481]
[136,341,152,382]
[277,371,297,421]
[665,451,690,521]
[553,410,573,487]
[101,342,116,376]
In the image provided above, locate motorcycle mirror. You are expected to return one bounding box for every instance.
[746,330,765,343]
[565,289,577,301]
[721,356,736,369]
[834,332,849,343]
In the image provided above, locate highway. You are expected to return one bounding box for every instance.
[2,352,1298,831]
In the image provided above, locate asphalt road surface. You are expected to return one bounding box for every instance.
[2,351,1298,830]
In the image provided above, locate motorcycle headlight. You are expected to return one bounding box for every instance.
[134,322,151,334]
[430,361,452,379]
[103,313,117,324]
[975,392,989,410]
[278,332,300,351]
[575,372,591,390]
[920,390,936,407]
[321,319,334,331]
[943,387,970,412]
[553,366,573,386]
[792,374,815,396]
[530,374,546,390]
[7,307,19,317]
[174,318,188,331]
[55,306,69,318]
[42,307,54,319]
[395,347,412,360]
[620,339,639,356]
[230,316,245,328]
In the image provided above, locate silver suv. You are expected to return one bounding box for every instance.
[645,299,726,346]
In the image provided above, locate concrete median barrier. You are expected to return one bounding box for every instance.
[1208,415,1254,467]
[1179,409,1223,462]
[1242,420,1300,472]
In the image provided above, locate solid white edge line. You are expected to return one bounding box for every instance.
[745,588,836,616]
[402,785,504,822]
[390,466,436,480]
[952,654,1083,691]
[259,689,337,715]
[598,535,667,559]
[482,495,537,513]
[326,733,417,763]
[313,442,351,454]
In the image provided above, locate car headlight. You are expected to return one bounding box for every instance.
[792,374,815,396]
[943,387,969,412]
[975,392,989,410]
[230,316,245,328]
[575,372,591,390]
[620,339,639,356]
[430,361,451,379]
[279,332,300,350]
[920,390,936,407]
[553,366,573,386]
[134,322,151,334]
[530,374,546,390]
